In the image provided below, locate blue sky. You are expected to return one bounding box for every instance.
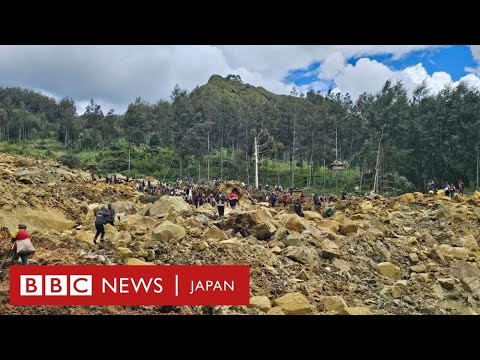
[284,46,479,94]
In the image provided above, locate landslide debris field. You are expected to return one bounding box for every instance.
[1,153,480,315]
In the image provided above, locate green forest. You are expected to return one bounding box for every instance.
[0,74,479,195]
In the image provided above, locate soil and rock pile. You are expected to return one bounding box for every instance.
[1,152,480,315]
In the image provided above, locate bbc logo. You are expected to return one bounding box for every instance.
[20,275,92,296]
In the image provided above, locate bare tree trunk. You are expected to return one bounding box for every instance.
[359,158,366,191]
[220,128,224,179]
[128,143,131,171]
[335,126,338,161]
[477,145,479,190]
[198,161,201,182]
[373,129,384,193]
[276,152,280,186]
[254,136,259,190]
[323,133,327,190]
[309,138,314,187]
[207,130,210,182]
[291,119,296,188]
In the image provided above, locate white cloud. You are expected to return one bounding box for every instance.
[0,45,453,112]
[313,52,480,100]
[470,45,480,62]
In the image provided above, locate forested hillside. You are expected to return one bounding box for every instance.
[1,74,479,194]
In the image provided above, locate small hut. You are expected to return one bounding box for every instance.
[329,160,346,170]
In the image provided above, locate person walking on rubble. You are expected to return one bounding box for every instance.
[217,193,226,217]
[106,203,116,226]
[11,224,35,265]
[93,207,109,244]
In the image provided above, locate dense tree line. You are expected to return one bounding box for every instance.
[1,74,479,194]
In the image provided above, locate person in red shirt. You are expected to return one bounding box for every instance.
[282,192,288,208]
[300,191,306,203]
[11,224,32,265]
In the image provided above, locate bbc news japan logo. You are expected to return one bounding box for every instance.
[21,275,93,296]
[10,265,250,306]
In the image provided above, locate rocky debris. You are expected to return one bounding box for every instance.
[193,241,209,251]
[436,244,469,261]
[410,264,427,273]
[460,235,478,251]
[2,153,480,315]
[112,201,139,215]
[266,307,285,315]
[285,246,320,267]
[392,280,408,298]
[148,196,190,217]
[204,226,228,242]
[338,222,358,236]
[285,215,307,233]
[303,211,323,221]
[150,221,187,243]
[409,253,419,264]
[272,292,312,315]
[281,233,302,247]
[461,278,480,298]
[397,193,415,203]
[376,262,402,280]
[438,278,455,291]
[248,296,272,312]
[320,296,348,314]
[345,307,372,315]
[428,248,447,266]
[317,220,340,233]
[126,258,154,265]
[319,239,341,259]
[217,209,277,240]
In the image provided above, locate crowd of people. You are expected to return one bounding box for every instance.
[430,179,465,198]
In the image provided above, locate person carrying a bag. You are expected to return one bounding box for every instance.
[11,224,35,265]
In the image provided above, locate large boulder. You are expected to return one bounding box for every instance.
[111,231,132,245]
[151,221,187,242]
[317,220,340,233]
[473,191,480,200]
[116,247,134,259]
[376,262,402,280]
[272,292,312,315]
[126,258,154,265]
[460,234,478,251]
[248,296,272,312]
[281,233,302,247]
[75,231,95,246]
[413,192,424,201]
[320,296,348,314]
[123,214,158,230]
[285,246,320,266]
[149,196,190,217]
[111,201,139,215]
[217,209,277,240]
[397,193,415,203]
[0,206,75,233]
[338,222,358,236]
[204,225,228,241]
[461,278,480,298]
[436,244,470,261]
[345,307,372,315]
[303,211,323,221]
[360,201,373,212]
[285,215,307,233]
[320,239,341,259]
[196,204,218,218]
